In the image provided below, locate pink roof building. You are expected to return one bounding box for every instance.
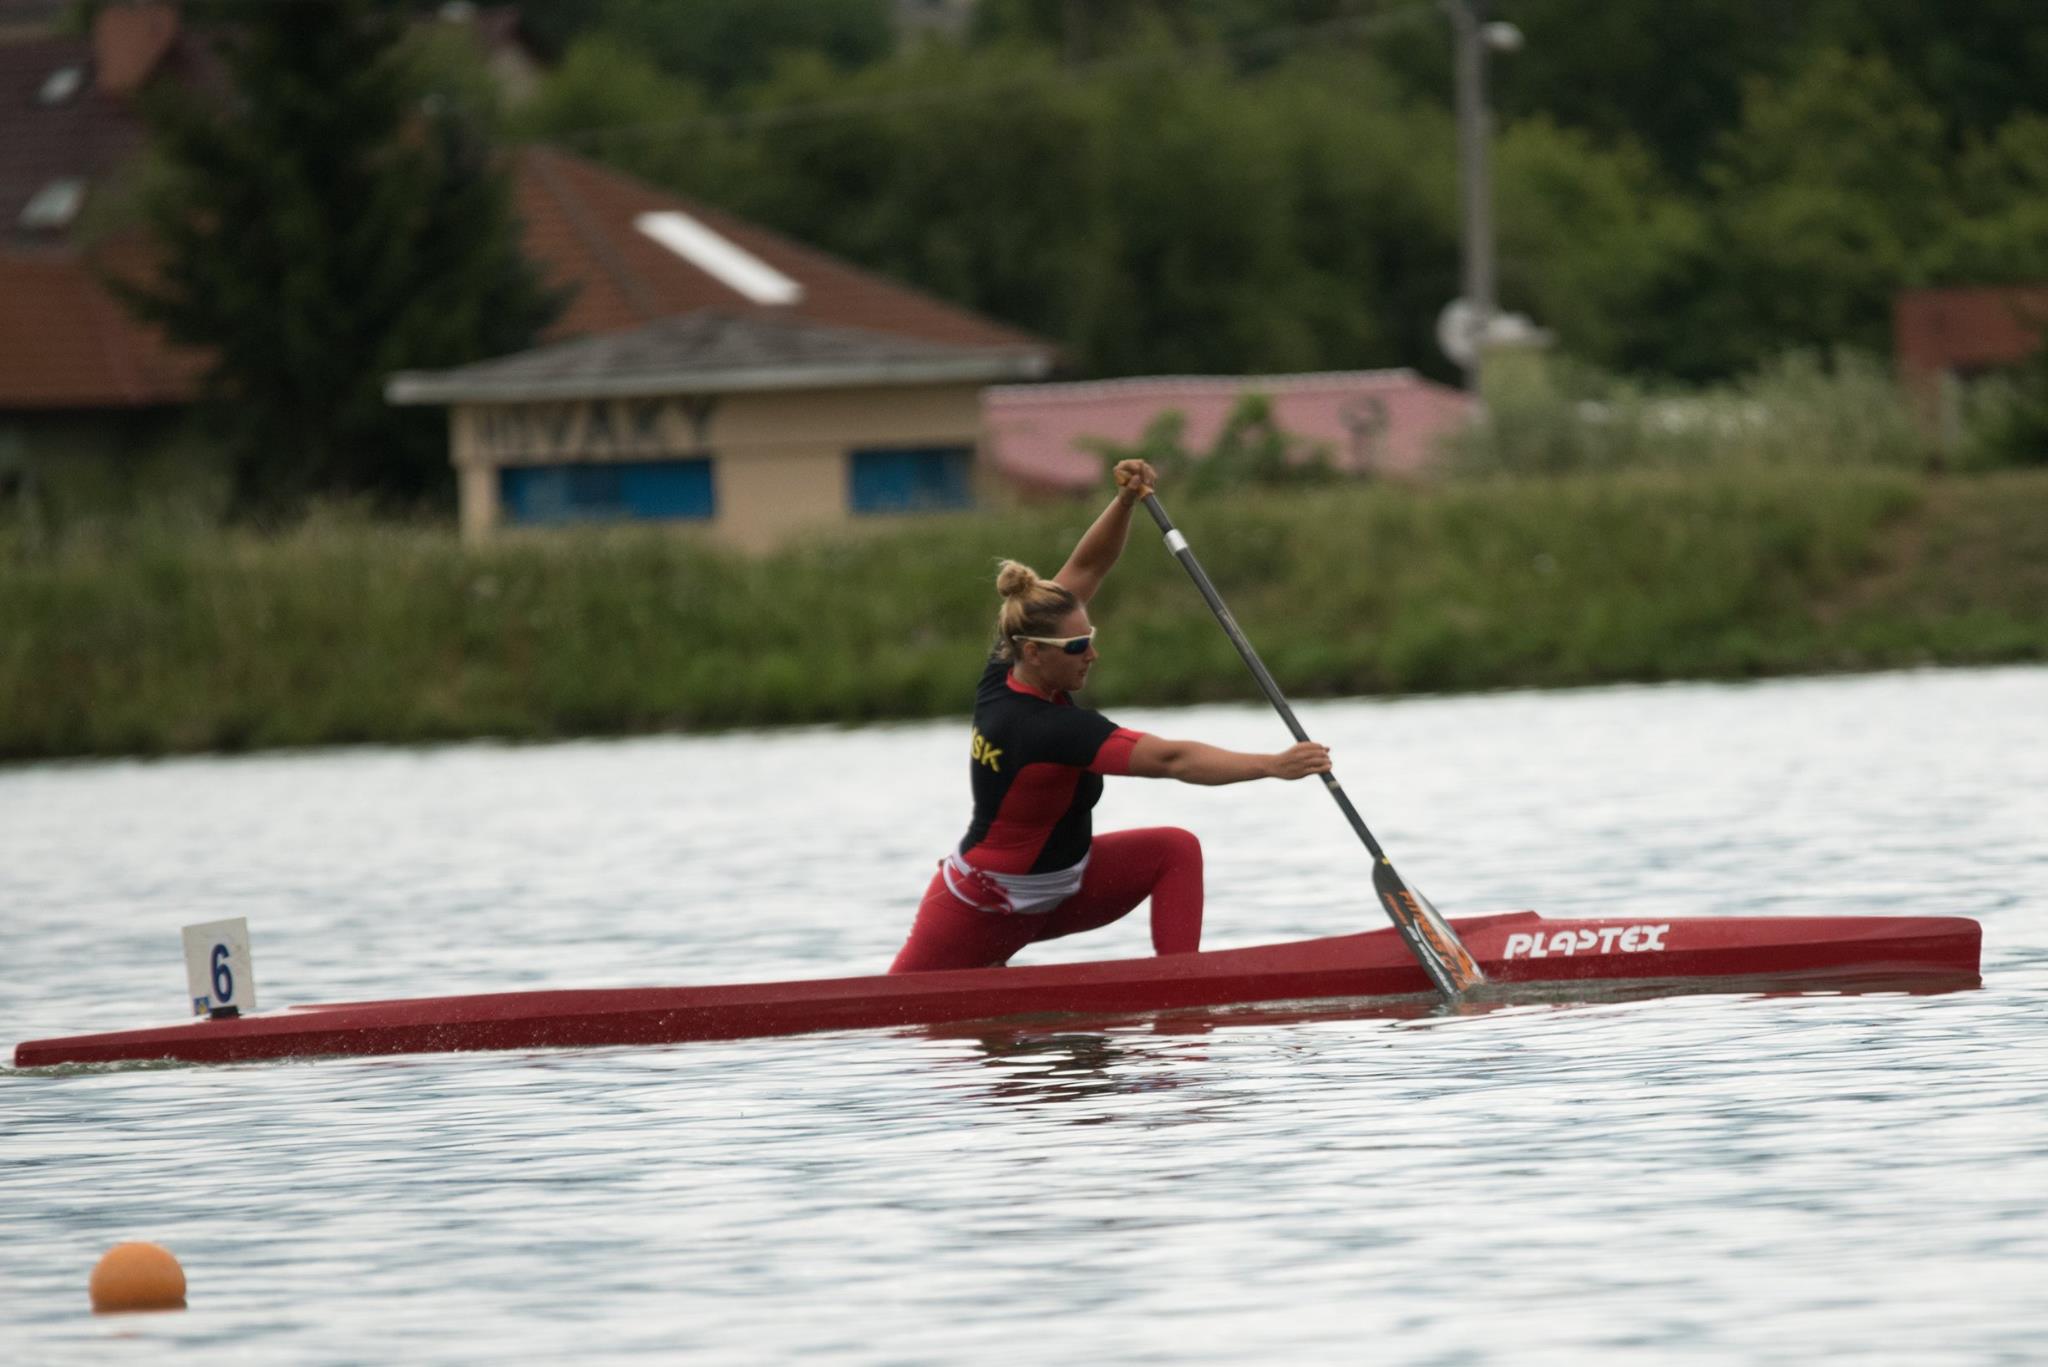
[982,370,1474,494]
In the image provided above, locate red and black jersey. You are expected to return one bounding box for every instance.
[957,659,1144,874]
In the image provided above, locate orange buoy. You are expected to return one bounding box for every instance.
[88,1242,186,1313]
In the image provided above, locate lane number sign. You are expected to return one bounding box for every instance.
[182,918,257,1017]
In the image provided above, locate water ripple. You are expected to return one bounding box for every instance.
[3,667,2044,1364]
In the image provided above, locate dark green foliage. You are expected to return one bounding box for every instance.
[513,0,2048,385]
[1434,0,1815,187]
[969,0,1393,65]
[1965,333,2048,469]
[512,0,610,60]
[120,0,559,517]
[1690,51,1950,370]
[1807,0,2048,150]
[477,0,895,78]
[1296,0,2048,187]
[598,0,892,94]
[1929,115,2048,284]
[528,39,1475,379]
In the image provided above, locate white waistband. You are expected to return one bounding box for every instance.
[944,852,1088,915]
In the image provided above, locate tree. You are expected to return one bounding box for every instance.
[121,1,560,514]
[555,38,1467,380]
[1964,323,2048,470]
[1491,118,1704,373]
[597,0,892,96]
[1689,51,1951,373]
[723,45,1118,364]
[511,0,611,61]
[518,1,2041,386]
[1366,0,1818,187]
[970,0,1390,67]
[1808,0,2048,149]
[1244,52,1460,378]
[1927,114,2048,283]
[507,34,727,191]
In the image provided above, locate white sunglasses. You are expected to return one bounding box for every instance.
[1015,629,1098,656]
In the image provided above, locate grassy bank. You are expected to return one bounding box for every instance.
[4,469,2044,761]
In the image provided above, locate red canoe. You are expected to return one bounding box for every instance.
[12,911,1980,1068]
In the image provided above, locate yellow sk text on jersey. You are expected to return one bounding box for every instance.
[970,728,1004,771]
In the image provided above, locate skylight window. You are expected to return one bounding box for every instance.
[20,180,85,230]
[634,211,804,306]
[39,65,85,105]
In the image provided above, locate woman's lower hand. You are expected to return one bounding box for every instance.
[1113,458,1158,506]
[1267,741,1333,780]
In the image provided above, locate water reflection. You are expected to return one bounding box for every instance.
[943,1031,1194,1116]
[913,960,1990,1127]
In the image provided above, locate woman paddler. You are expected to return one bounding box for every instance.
[890,459,1333,973]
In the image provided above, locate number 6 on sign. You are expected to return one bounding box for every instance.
[182,919,257,1018]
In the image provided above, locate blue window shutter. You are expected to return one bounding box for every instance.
[848,446,975,514]
[619,460,715,519]
[501,459,716,525]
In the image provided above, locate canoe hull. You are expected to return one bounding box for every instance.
[11,912,1981,1068]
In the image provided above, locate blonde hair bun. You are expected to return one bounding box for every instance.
[995,559,1041,600]
[988,559,1079,661]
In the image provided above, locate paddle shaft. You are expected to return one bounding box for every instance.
[1140,494,1483,998]
[1140,502,1385,857]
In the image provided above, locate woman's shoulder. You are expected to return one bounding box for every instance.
[973,657,1016,711]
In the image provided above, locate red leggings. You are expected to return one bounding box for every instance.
[889,827,1204,973]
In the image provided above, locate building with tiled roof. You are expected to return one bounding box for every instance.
[0,3,1054,538]
[0,3,218,497]
[388,147,1054,548]
[0,4,194,246]
[391,309,1049,546]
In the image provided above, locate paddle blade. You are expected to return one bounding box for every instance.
[1370,858,1486,995]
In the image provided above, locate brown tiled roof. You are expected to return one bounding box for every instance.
[0,144,1050,411]
[0,5,221,408]
[0,241,206,406]
[518,146,1049,352]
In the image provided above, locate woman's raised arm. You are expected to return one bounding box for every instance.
[1053,459,1156,604]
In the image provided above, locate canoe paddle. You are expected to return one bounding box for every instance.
[1141,493,1486,1000]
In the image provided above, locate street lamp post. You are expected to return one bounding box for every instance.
[1444,0,1518,394]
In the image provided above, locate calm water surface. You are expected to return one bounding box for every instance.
[4,667,2045,1364]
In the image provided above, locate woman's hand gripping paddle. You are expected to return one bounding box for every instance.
[1142,494,1485,1000]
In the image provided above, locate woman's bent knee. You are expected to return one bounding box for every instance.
[1160,826,1203,868]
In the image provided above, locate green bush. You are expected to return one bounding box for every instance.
[1085,392,1337,494]
[1957,354,2048,469]
[1447,350,1935,476]
[5,469,2044,761]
